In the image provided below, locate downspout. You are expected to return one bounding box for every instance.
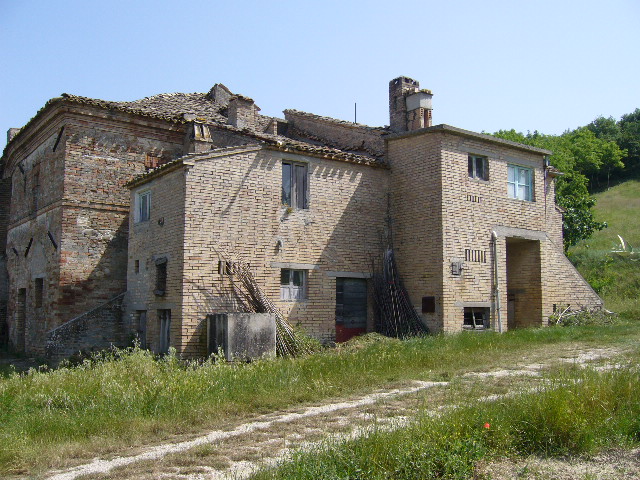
[491,230,503,333]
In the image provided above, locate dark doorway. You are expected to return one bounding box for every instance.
[136,310,147,349]
[335,278,367,342]
[158,309,171,354]
[506,238,542,329]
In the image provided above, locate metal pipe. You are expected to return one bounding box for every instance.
[491,230,503,333]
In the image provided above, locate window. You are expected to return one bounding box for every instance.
[34,278,44,308]
[507,165,533,201]
[463,307,489,330]
[280,269,306,300]
[155,257,167,296]
[158,309,171,354]
[468,154,488,180]
[282,161,308,209]
[135,190,151,223]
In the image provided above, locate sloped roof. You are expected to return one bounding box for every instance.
[63,92,229,124]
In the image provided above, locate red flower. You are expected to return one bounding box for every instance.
[483,423,491,429]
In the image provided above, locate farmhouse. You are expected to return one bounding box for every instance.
[0,76,603,359]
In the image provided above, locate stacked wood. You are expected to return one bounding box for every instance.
[373,249,428,337]
[226,261,311,357]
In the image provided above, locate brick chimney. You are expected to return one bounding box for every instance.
[227,95,260,130]
[389,76,433,132]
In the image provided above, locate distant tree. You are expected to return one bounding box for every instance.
[587,116,620,143]
[491,129,610,250]
[618,108,640,177]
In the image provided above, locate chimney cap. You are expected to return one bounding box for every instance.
[390,76,419,86]
[406,91,433,111]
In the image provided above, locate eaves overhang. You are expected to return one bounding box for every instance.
[385,124,553,156]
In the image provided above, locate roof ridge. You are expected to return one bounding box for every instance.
[284,109,387,131]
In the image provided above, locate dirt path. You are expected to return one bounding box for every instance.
[38,345,629,480]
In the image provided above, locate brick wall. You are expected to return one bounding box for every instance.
[3,107,185,354]
[284,110,386,158]
[45,292,126,364]
[127,146,389,357]
[126,165,186,355]
[387,129,602,333]
[388,133,444,332]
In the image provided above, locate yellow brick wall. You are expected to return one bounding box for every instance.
[388,133,444,332]
[388,130,602,333]
[126,167,186,354]
[128,147,389,357]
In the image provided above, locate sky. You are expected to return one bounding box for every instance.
[1,0,639,152]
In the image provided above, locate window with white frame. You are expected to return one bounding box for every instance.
[135,190,151,223]
[280,269,307,300]
[507,165,533,201]
[468,154,488,180]
[282,161,308,209]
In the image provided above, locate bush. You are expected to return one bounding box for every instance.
[549,308,619,327]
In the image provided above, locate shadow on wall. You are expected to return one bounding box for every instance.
[184,158,390,351]
[44,215,129,353]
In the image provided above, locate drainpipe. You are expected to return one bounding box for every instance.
[491,230,503,333]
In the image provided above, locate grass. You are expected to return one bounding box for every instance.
[252,363,640,479]
[569,179,640,318]
[1,323,639,476]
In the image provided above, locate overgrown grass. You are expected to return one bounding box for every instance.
[569,179,640,318]
[1,323,639,475]
[252,365,640,479]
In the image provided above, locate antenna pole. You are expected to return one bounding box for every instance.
[354,103,357,124]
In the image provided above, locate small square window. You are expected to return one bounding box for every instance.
[468,155,488,180]
[507,164,534,201]
[280,269,307,300]
[463,307,489,330]
[135,190,151,223]
[282,161,308,209]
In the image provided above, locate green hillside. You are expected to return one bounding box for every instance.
[569,179,640,318]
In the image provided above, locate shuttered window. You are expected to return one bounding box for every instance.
[282,161,308,209]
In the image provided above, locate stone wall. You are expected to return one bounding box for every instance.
[0,177,10,344]
[45,292,126,364]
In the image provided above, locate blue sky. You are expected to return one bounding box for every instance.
[1,0,639,151]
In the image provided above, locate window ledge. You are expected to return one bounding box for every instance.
[468,178,490,184]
